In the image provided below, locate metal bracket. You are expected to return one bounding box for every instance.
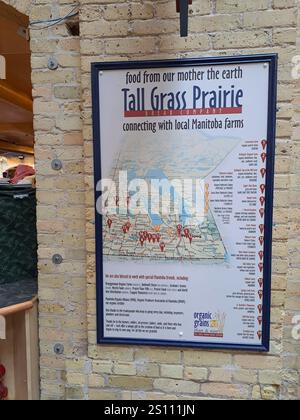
[48,57,58,71]
[51,159,63,171]
[52,254,63,265]
[176,0,192,37]
[54,343,64,355]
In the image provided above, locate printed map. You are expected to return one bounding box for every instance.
[103,132,239,262]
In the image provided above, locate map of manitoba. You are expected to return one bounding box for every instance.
[102,132,240,263]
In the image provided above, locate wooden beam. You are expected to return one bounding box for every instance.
[0,301,34,317]
[25,301,39,400]
[0,140,34,154]
[0,83,32,112]
[0,2,28,27]
[176,0,192,13]
[0,315,5,340]
[0,123,33,135]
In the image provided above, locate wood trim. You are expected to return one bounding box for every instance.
[0,315,5,340]
[0,123,33,135]
[0,83,32,112]
[0,301,33,317]
[0,139,34,154]
[0,2,28,26]
[25,301,39,400]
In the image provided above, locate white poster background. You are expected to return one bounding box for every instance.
[97,62,270,346]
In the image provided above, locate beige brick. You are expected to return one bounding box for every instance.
[80,20,128,37]
[189,14,241,33]
[201,383,249,399]
[88,374,105,387]
[261,385,279,400]
[131,19,178,35]
[274,29,296,45]
[89,389,125,400]
[216,0,269,13]
[212,30,271,49]
[243,10,296,29]
[67,372,86,386]
[252,385,262,399]
[209,368,232,383]
[66,387,85,400]
[135,348,181,364]
[89,346,134,361]
[184,367,208,381]
[109,376,153,390]
[234,355,281,370]
[160,364,183,379]
[159,34,210,52]
[184,351,231,366]
[233,369,258,384]
[156,0,211,19]
[154,378,199,394]
[114,362,136,376]
[259,370,281,385]
[105,37,156,55]
[136,363,160,378]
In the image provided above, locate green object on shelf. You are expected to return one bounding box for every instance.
[0,185,37,285]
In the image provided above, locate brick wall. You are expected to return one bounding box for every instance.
[3,0,299,399]
[282,0,300,400]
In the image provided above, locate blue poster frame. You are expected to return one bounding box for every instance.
[92,54,278,352]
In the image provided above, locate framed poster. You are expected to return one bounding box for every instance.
[92,54,277,351]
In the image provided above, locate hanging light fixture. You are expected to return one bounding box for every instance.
[176,0,192,37]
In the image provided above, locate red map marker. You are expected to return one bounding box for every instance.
[257,316,262,325]
[258,304,262,314]
[260,196,265,206]
[258,263,263,273]
[257,331,262,340]
[184,228,190,238]
[0,382,8,400]
[258,290,263,300]
[260,184,266,194]
[188,233,193,244]
[258,278,263,288]
[261,139,267,150]
[0,364,5,379]
[261,152,267,163]
[260,168,266,178]
[160,242,165,252]
[107,218,112,229]
[259,208,265,218]
[259,251,264,261]
[176,224,182,236]
[156,234,161,243]
[259,224,264,234]
[259,236,264,246]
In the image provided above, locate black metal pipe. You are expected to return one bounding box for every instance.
[179,0,189,37]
